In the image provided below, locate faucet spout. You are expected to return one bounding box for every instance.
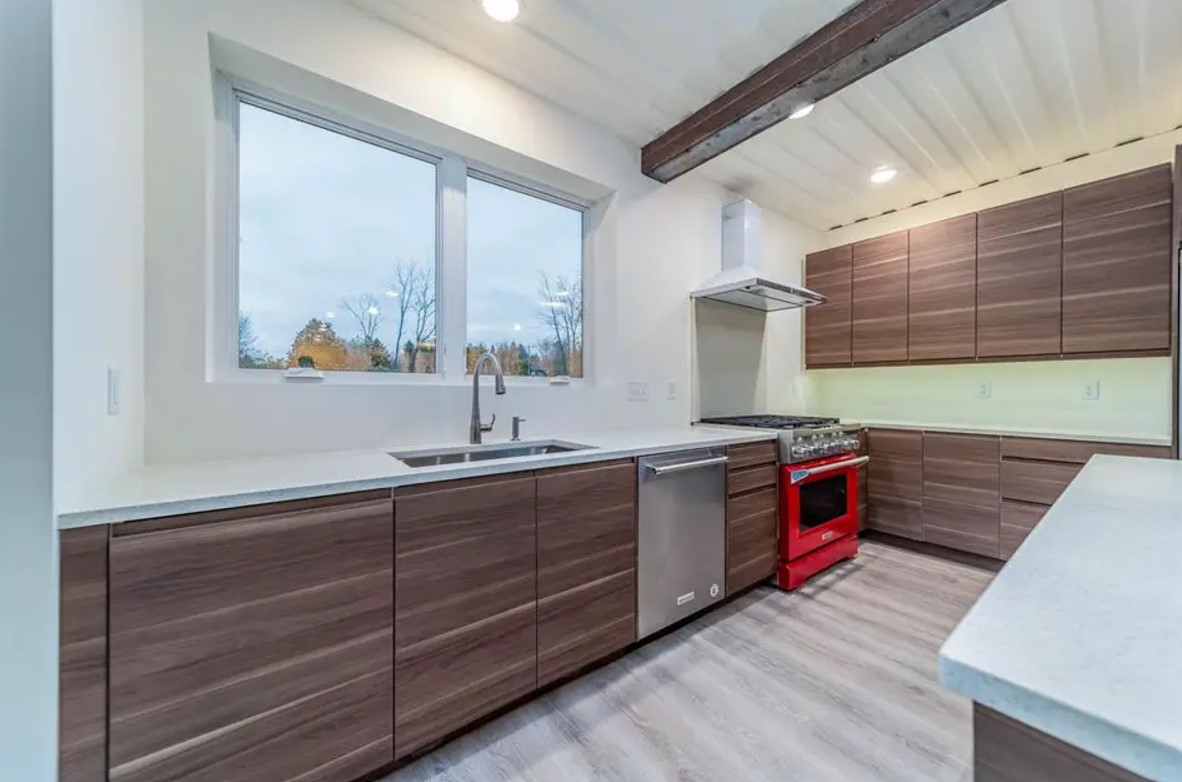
[470,352,506,444]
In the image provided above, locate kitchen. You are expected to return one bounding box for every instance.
[3,0,1181,781]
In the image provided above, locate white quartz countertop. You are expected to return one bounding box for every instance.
[851,419,1172,447]
[939,455,1182,782]
[56,426,776,528]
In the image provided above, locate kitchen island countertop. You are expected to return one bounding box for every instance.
[939,454,1182,782]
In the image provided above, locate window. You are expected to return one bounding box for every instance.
[223,80,590,381]
[466,177,585,378]
[236,100,438,373]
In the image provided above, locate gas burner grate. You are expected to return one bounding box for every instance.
[699,415,840,430]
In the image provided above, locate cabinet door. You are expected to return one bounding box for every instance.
[805,245,852,367]
[536,461,636,688]
[394,474,537,759]
[1062,164,1172,354]
[108,492,394,782]
[908,214,977,361]
[922,433,1000,558]
[977,192,1063,358]
[866,429,924,540]
[852,231,909,363]
[60,527,109,782]
[1000,500,1049,559]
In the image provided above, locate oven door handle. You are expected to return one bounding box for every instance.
[789,455,869,485]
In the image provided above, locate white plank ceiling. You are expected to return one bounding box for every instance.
[351,0,1182,230]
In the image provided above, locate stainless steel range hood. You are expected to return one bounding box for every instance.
[691,199,825,312]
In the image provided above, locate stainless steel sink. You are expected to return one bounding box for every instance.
[391,440,593,468]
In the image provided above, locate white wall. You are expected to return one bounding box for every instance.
[792,130,1181,440]
[0,0,57,778]
[142,0,815,463]
[53,0,145,507]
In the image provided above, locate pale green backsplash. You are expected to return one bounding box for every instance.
[803,358,1173,442]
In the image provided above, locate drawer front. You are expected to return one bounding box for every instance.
[727,441,777,471]
[726,486,778,594]
[728,463,777,496]
[923,498,1000,558]
[1000,460,1082,505]
[866,495,924,541]
[1001,437,1171,464]
[1000,501,1049,559]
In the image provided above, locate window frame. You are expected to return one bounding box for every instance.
[211,72,592,386]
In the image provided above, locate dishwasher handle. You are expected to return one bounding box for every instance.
[645,455,730,476]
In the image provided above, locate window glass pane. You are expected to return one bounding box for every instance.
[237,101,437,373]
[466,177,584,378]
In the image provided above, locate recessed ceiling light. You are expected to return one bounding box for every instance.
[870,167,898,184]
[789,102,815,120]
[482,0,520,22]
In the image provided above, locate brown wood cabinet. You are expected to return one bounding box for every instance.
[107,492,394,782]
[922,433,1000,558]
[1062,164,1173,354]
[726,442,779,594]
[805,245,853,366]
[394,473,537,759]
[852,231,909,364]
[976,192,1063,358]
[536,460,636,688]
[1000,500,1048,559]
[866,429,924,541]
[908,214,977,361]
[60,527,109,782]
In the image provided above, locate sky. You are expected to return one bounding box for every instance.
[238,102,582,365]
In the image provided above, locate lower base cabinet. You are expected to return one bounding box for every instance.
[866,430,924,540]
[725,442,779,594]
[394,474,538,759]
[107,492,395,782]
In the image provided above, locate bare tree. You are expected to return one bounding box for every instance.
[537,273,582,376]
[407,270,436,372]
[339,293,383,342]
[387,261,424,371]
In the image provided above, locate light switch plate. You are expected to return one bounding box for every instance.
[976,380,992,400]
[1083,380,1101,402]
[107,367,121,416]
[627,381,649,402]
[666,380,677,400]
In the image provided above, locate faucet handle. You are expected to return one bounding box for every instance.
[511,416,526,441]
[480,413,496,434]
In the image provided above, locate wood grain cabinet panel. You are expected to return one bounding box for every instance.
[728,463,777,495]
[726,441,777,470]
[908,214,977,361]
[1001,437,1171,464]
[1000,501,1049,559]
[866,429,924,540]
[107,492,395,782]
[852,231,909,364]
[726,485,778,594]
[1062,164,1173,354]
[922,433,1000,558]
[60,527,109,782]
[805,244,853,366]
[977,192,1063,358]
[394,474,537,759]
[536,460,636,687]
[1000,459,1082,506]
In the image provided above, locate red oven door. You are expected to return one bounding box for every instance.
[780,453,863,561]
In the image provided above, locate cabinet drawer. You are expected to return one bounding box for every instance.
[1001,437,1171,464]
[727,441,777,471]
[866,495,924,541]
[728,463,777,495]
[726,486,778,594]
[1000,459,1081,505]
[923,498,999,559]
[1000,500,1049,559]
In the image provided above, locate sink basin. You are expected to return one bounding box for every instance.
[391,440,593,468]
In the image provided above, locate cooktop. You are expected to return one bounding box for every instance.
[698,414,840,430]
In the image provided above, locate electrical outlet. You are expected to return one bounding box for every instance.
[1083,380,1101,402]
[976,379,992,400]
[107,367,121,416]
[666,380,677,400]
[627,381,650,402]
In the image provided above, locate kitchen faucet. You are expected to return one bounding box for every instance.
[470,352,506,444]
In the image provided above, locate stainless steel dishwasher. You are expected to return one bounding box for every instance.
[637,447,728,639]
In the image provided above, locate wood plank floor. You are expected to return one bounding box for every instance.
[384,541,994,782]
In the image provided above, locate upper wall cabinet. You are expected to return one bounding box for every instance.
[908,214,977,361]
[804,245,852,367]
[852,231,909,364]
[1062,164,1173,354]
[977,192,1063,358]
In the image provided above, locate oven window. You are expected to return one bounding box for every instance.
[799,474,848,531]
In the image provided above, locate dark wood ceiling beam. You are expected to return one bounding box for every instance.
[641,0,1009,183]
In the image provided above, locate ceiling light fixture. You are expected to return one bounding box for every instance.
[789,102,815,120]
[482,0,520,22]
[870,166,898,184]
